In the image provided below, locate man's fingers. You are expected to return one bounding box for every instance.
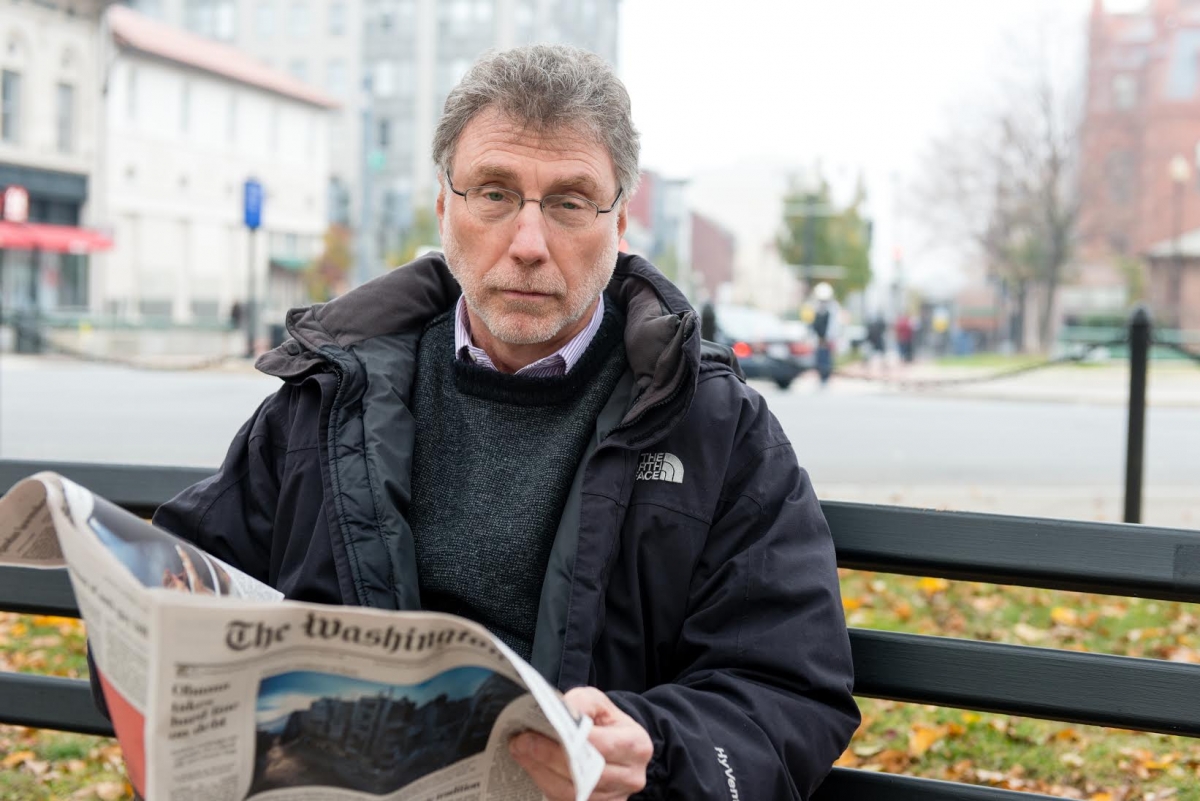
[588,722,654,767]
[563,686,614,722]
[515,758,576,801]
[510,732,572,781]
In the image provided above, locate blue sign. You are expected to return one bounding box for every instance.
[243,179,263,230]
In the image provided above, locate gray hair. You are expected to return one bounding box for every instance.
[432,44,640,196]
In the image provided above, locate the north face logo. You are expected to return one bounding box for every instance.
[636,452,684,483]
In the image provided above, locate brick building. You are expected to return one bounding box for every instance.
[1080,0,1200,332]
[689,212,735,303]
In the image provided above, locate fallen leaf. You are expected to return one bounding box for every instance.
[95,782,126,801]
[917,577,949,596]
[1014,622,1047,643]
[908,724,947,757]
[1051,607,1079,626]
[2,749,35,768]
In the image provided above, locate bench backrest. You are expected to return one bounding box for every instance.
[2,458,1198,801]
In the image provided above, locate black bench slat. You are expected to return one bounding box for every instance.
[826,501,1200,602]
[0,460,213,519]
[852,629,1200,736]
[0,672,114,737]
[814,767,1057,800]
[0,566,78,617]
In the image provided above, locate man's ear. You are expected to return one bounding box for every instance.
[436,185,446,238]
[616,200,628,240]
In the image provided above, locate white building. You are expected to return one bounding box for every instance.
[99,5,337,337]
[127,0,363,228]
[0,0,106,318]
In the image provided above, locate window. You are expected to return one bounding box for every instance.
[185,0,236,40]
[126,67,137,120]
[289,0,310,37]
[58,255,88,309]
[326,59,347,95]
[56,83,74,153]
[2,70,22,144]
[289,59,308,83]
[180,81,191,133]
[1106,151,1135,205]
[378,118,390,149]
[1112,73,1137,110]
[329,0,345,35]
[374,60,397,97]
[256,0,274,37]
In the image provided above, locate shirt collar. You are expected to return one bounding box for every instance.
[453,294,605,377]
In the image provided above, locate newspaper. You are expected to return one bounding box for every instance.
[0,472,605,801]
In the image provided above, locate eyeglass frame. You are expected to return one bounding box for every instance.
[444,171,624,228]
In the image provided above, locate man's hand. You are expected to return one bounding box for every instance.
[509,686,653,801]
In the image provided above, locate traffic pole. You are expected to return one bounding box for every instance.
[1123,305,1151,524]
[245,228,256,358]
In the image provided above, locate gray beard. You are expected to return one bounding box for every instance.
[442,227,618,346]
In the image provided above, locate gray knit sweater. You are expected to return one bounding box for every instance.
[408,303,627,660]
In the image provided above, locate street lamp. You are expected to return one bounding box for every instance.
[1169,155,1190,329]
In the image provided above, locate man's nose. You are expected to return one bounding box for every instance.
[508,202,550,264]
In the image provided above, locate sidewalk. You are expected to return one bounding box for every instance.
[834,361,1200,408]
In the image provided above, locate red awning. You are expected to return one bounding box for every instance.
[0,221,114,254]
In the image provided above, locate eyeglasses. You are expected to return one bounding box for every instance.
[446,172,623,230]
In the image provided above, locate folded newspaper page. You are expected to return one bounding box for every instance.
[0,472,604,801]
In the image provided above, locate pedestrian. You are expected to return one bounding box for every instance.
[866,313,888,374]
[101,45,858,800]
[896,312,915,363]
[812,282,838,385]
[700,300,717,341]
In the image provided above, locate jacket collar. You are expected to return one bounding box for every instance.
[255,251,702,439]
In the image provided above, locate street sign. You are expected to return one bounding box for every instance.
[2,185,29,223]
[243,179,263,230]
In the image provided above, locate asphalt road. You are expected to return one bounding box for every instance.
[1,358,1196,521]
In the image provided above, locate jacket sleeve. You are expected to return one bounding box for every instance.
[609,386,859,800]
[150,388,291,580]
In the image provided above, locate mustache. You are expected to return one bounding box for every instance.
[483,275,565,296]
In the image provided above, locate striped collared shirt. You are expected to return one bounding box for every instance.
[453,294,605,377]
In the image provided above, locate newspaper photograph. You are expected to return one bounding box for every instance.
[0,472,604,801]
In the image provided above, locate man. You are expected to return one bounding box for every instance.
[811,282,839,385]
[147,45,858,798]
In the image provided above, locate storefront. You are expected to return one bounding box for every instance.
[0,167,112,319]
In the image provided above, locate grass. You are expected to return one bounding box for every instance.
[3,574,1200,799]
[836,570,1200,799]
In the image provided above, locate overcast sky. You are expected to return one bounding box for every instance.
[617,0,1148,301]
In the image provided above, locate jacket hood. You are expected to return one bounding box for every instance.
[256,252,711,438]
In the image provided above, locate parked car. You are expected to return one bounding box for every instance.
[712,305,814,390]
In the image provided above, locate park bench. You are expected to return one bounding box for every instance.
[2,457,1199,800]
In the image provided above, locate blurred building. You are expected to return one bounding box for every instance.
[0,0,109,323]
[624,168,694,296]
[131,0,622,282]
[689,212,734,303]
[99,6,337,330]
[362,0,621,266]
[1079,0,1200,334]
[126,0,363,229]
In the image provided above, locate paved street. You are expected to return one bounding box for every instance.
[1,356,1196,526]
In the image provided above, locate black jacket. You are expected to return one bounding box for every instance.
[151,253,858,799]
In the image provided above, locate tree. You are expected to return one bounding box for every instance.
[305,224,353,302]
[388,207,441,268]
[776,171,873,296]
[916,18,1081,352]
